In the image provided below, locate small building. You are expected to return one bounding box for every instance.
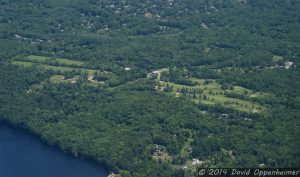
[125,67,131,71]
[148,68,169,79]
[285,61,294,69]
[154,144,166,151]
[259,163,266,168]
[149,70,162,79]
[201,23,208,29]
[153,144,167,157]
[192,159,205,166]
[152,70,161,75]
[181,166,187,170]
[144,12,153,18]
[192,159,201,165]
[219,114,229,119]
[160,87,166,91]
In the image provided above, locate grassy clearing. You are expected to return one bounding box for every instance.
[26,55,50,62]
[229,86,270,98]
[231,86,252,95]
[49,75,79,84]
[272,55,283,62]
[25,55,85,66]
[13,60,104,86]
[12,61,98,74]
[179,131,193,160]
[160,78,265,112]
[12,61,35,67]
[152,151,173,162]
[157,68,169,72]
[49,75,65,83]
[43,65,97,74]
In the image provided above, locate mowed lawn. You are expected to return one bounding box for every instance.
[160,78,265,112]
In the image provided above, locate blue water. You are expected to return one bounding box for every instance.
[0,124,108,177]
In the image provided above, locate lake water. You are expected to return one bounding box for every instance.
[0,123,108,177]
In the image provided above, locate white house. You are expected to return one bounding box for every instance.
[192,159,201,165]
[285,61,294,69]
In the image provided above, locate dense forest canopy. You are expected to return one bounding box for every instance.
[0,0,299,176]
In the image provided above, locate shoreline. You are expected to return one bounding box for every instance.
[0,120,112,176]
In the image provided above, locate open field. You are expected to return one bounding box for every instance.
[12,61,98,74]
[272,55,284,62]
[49,75,82,84]
[25,55,85,66]
[12,57,121,87]
[160,78,265,112]
[49,75,65,82]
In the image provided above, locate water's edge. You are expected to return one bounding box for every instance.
[0,120,111,177]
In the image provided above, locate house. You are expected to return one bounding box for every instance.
[160,87,166,91]
[259,163,266,168]
[192,159,205,166]
[125,67,131,71]
[148,68,169,79]
[285,61,294,69]
[153,144,167,156]
[219,113,229,119]
[201,23,208,29]
[152,70,161,75]
[181,166,187,170]
[149,70,162,79]
[192,159,201,165]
